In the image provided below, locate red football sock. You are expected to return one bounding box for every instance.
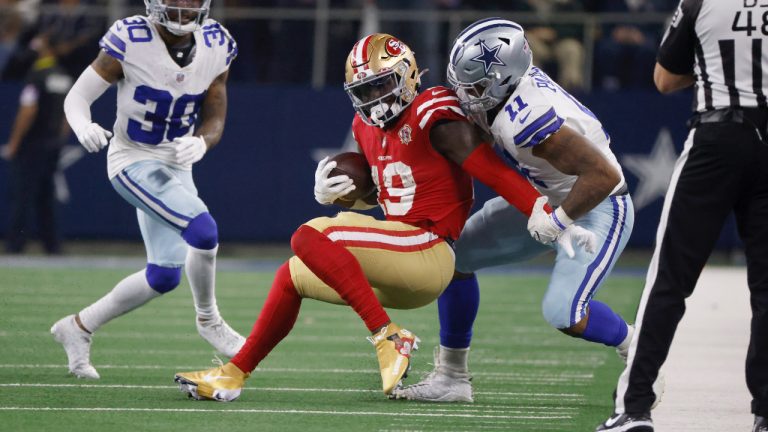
[291,224,390,332]
[231,262,301,373]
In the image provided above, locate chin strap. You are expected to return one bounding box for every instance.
[162,21,198,35]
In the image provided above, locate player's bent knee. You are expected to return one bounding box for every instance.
[290,224,324,256]
[541,301,572,330]
[182,212,218,250]
[145,264,181,294]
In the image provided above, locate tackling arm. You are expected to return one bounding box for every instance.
[531,124,621,220]
[430,120,545,217]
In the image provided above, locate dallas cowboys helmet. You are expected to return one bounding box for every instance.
[145,0,211,36]
[447,18,532,113]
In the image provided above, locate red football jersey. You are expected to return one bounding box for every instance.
[351,86,474,240]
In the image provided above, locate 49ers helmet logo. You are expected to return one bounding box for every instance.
[385,38,405,56]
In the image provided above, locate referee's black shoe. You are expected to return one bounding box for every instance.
[754,415,768,432]
[595,412,653,432]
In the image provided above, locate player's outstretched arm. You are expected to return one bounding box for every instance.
[173,70,230,166]
[531,125,621,220]
[64,51,122,153]
[430,120,544,217]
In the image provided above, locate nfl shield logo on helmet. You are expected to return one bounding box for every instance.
[176,73,185,83]
[398,125,412,145]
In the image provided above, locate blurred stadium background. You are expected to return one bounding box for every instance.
[0,0,745,253]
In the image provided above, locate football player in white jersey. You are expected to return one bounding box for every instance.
[394,18,662,404]
[50,0,244,379]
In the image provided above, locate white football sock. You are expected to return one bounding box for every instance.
[78,270,160,333]
[185,245,219,321]
[439,345,470,373]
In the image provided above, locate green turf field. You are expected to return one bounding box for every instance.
[0,265,643,431]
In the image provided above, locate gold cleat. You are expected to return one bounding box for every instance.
[367,322,420,395]
[174,362,249,402]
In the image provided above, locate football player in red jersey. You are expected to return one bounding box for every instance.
[174,33,596,402]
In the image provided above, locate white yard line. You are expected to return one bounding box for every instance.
[0,363,590,381]
[0,383,582,399]
[651,267,753,431]
[0,406,570,420]
[0,383,374,392]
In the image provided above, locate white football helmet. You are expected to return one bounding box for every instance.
[145,0,211,36]
[447,18,532,114]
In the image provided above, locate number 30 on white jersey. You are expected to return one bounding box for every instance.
[97,15,237,178]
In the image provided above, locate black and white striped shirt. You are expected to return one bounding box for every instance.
[658,0,768,112]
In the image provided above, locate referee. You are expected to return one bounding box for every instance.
[596,1,768,431]
[2,33,71,254]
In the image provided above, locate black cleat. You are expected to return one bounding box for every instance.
[596,412,653,432]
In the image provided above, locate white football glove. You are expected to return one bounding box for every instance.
[174,135,207,166]
[527,196,597,258]
[314,156,355,205]
[76,122,112,153]
[557,224,597,259]
[527,196,567,244]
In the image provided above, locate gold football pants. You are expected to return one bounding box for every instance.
[288,212,455,309]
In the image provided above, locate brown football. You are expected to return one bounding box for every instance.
[329,152,376,202]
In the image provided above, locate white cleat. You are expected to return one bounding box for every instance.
[50,315,100,379]
[196,316,245,358]
[390,346,474,402]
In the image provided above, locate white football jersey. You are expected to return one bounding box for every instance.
[477,67,625,207]
[98,16,237,178]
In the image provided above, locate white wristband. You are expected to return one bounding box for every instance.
[552,207,573,230]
